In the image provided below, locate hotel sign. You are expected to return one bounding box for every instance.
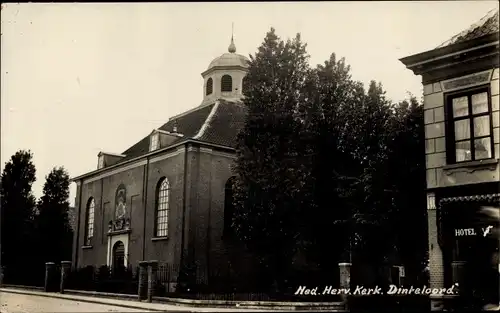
[455,226,494,237]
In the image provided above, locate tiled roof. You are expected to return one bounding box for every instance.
[437,8,499,48]
[117,100,245,164]
[196,100,247,147]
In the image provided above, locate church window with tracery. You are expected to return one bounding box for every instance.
[155,178,170,237]
[86,197,95,244]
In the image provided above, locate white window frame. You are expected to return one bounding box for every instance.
[98,155,105,169]
[155,178,170,237]
[150,133,160,152]
[86,198,95,244]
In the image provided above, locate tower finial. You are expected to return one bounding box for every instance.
[228,22,236,53]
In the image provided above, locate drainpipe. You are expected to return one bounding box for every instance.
[206,159,212,283]
[180,144,188,270]
[74,179,83,269]
[142,157,150,261]
[100,179,104,245]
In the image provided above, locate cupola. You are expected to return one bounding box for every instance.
[200,24,249,105]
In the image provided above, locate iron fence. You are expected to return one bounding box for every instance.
[65,264,139,295]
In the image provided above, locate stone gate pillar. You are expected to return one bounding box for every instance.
[339,262,352,303]
[147,260,158,303]
[44,262,55,292]
[137,261,148,301]
[59,261,72,294]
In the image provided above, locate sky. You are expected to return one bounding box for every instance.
[1,1,499,206]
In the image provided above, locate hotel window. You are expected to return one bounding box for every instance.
[446,86,494,164]
[155,178,170,237]
[86,197,95,245]
[150,133,160,152]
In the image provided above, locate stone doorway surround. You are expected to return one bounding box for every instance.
[107,216,131,268]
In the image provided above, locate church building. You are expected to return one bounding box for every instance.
[70,35,250,287]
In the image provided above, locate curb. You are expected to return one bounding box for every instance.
[0,286,346,311]
[0,288,165,312]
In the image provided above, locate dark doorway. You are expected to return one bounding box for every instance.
[446,202,499,309]
[112,241,125,272]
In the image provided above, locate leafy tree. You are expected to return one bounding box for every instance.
[34,166,73,263]
[296,53,366,271]
[234,28,428,291]
[386,97,427,283]
[0,150,37,276]
[232,28,311,290]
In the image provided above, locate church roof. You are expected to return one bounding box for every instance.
[206,36,249,71]
[437,8,499,48]
[118,99,246,163]
[207,53,249,70]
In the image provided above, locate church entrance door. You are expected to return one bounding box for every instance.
[112,241,125,272]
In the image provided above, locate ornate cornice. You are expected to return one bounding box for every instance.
[439,193,500,204]
[441,70,492,92]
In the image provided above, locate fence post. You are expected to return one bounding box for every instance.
[339,262,352,304]
[147,260,158,303]
[59,261,72,294]
[138,261,148,301]
[44,262,55,292]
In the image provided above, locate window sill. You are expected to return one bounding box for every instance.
[82,245,93,249]
[443,158,498,171]
[151,236,169,242]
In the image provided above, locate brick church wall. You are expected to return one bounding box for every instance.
[73,143,251,282]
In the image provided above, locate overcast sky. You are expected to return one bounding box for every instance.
[1,1,499,206]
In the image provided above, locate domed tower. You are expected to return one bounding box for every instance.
[201,29,249,105]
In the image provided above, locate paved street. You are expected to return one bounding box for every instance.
[0,288,343,312]
[0,291,153,313]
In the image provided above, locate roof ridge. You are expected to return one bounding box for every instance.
[193,100,220,140]
[168,101,216,121]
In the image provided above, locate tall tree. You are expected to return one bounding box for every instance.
[386,97,427,283]
[233,28,429,291]
[0,150,37,275]
[297,53,366,272]
[34,166,73,263]
[233,28,311,290]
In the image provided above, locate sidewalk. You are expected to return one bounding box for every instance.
[0,287,346,312]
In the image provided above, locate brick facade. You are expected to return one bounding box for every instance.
[72,143,241,283]
[72,37,251,283]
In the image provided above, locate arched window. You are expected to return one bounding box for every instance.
[206,77,213,95]
[86,198,95,245]
[224,177,237,237]
[242,76,249,94]
[221,75,232,92]
[155,178,170,237]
